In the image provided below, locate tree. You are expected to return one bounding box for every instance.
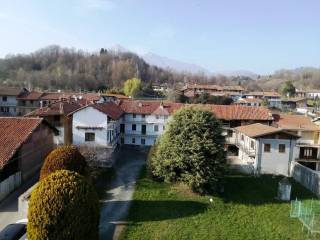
[27,170,100,240]
[39,145,87,180]
[149,107,226,194]
[281,80,296,97]
[123,78,142,97]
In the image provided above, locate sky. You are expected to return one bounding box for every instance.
[0,0,319,74]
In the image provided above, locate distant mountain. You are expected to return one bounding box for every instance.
[215,70,259,80]
[141,52,210,75]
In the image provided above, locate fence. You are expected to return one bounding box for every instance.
[291,162,320,197]
[0,172,22,201]
[290,199,320,236]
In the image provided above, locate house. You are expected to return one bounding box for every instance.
[273,114,320,171]
[181,84,244,98]
[232,123,299,176]
[236,98,262,107]
[70,102,124,148]
[0,117,56,200]
[281,98,307,111]
[243,91,282,109]
[119,100,183,146]
[307,90,320,99]
[0,87,28,116]
[25,100,85,145]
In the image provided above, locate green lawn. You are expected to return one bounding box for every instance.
[120,169,317,240]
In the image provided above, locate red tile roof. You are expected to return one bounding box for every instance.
[17,91,44,100]
[119,100,273,121]
[0,117,44,169]
[93,103,124,120]
[274,114,319,131]
[25,100,85,117]
[0,87,24,96]
[235,123,298,138]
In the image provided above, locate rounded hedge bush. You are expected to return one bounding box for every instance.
[40,145,87,180]
[27,170,100,240]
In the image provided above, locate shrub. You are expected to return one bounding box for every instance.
[40,145,87,180]
[149,107,226,194]
[27,170,100,240]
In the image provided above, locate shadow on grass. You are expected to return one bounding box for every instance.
[109,200,208,222]
[222,174,315,205]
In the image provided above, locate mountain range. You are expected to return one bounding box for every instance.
[109,45,258,79]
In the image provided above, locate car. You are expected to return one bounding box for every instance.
[0,219,27,240]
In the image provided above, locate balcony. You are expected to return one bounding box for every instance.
[296,139,320,146]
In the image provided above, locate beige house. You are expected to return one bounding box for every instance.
[274,114,320,171]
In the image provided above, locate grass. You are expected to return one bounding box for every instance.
[120,169,317,240]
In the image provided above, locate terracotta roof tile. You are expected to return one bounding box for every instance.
[0,117,43,169]
[274,114,319,131]
[0,87,24,96]
[235,123,283,138]
[92,103,124,120]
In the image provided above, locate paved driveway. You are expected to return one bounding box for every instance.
[99,146,147,240]
[0,175,38,231]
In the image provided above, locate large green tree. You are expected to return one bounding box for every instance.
[149,107,226,194]
[123,78,142,97]
[281,80,296,97]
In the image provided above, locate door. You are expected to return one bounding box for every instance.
[142,125,146,135]
[120,124,125,133]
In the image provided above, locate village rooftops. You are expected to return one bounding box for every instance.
[17,91,101,102]
[118,100,273,121]
[182,84,244,92]
[237,98,263,104]
[274,114,319,131]
[235,123,299,138]
[25,100,85,117]
[281,97,306,103]
[0,117,56,169]
[244,91,281,98]
[100,93,130,99]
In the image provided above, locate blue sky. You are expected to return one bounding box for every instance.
[0,0,319,74]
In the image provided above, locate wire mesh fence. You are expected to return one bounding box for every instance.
[290,198,320,236]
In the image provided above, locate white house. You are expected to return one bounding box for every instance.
[70,103,123,148]
[232,123,299,176]
[118,101,182,146]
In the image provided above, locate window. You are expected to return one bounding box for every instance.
[279,144,286,153]
[85,132,95,142]
[30,100,34,104]
[132,124,136,131]
[156,115,159,119]
[264,144,271,152]
[154,125,159,132]
[132,138,135,144]
[2,96,7,102]
[133,113,136,118]
[141,138,145,145]
[120,124,125,133]
[0,107,9,113]
[142,114,145,118]
[21,100,26,106]
[304,148,313,157]
[250,140,255,149]
[227,130,233,137]
[241,135,244,141]
[54,115,60,122]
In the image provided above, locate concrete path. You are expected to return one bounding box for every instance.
[99,146,147,240]
[0,175,38,231]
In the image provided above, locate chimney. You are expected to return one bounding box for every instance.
[59,102,63,114]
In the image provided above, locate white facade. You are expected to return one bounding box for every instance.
[72,107,119,148]
[121,113,169,146]
[0,95,18,116]
[233,130,296,176]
